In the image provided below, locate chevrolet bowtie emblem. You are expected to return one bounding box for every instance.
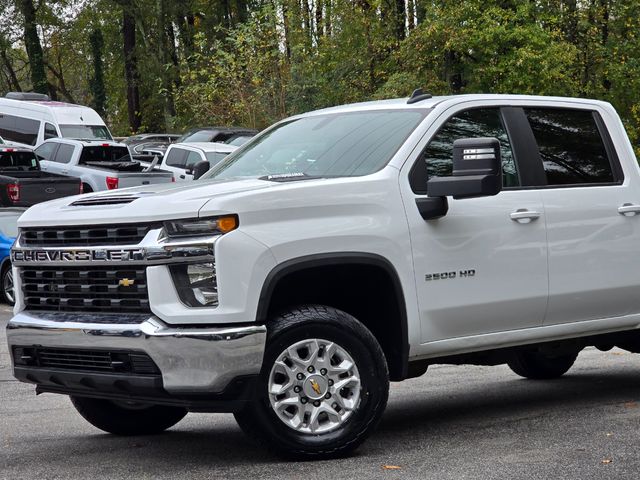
[119,278,135,287]
[310,379,321,395]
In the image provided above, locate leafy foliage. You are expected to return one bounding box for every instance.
[0,0,638,153]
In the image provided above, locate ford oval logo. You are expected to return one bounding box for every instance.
[45,187,56,194]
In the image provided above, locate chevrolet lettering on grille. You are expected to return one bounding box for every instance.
[12,248,146,263]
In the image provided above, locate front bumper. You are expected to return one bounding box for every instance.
[7,311,266,401]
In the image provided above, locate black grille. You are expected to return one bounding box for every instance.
[13,346,159,375]
[21,266,150,313]
[20,223,161,247]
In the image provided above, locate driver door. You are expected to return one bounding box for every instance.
[401,106,549,343]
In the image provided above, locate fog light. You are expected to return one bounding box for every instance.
[170,262,218,307]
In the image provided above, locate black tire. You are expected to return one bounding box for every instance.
[0,263,14,305]
[70,396,187,435]
[508,350,579,380]
[82,183,93,193]
[234,305,389,459]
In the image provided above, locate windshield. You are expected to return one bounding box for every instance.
[60,125,112,141]
[205,151,231,166]
[226,135,253,146]
[203,110,426,181]
[178,130,216,143]
[0,151,39,171]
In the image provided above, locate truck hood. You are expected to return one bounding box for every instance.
[18,178,276,227]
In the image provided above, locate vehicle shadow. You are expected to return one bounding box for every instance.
[379,369,640,436]
[7,368,639,471]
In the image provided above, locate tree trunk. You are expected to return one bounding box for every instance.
[282,1,291,60]
[89,29,106,116]
[301,0,312,50]
[407,0,415,30]
[0,47,22,92]
[600,0,610,91]
[235,0,248,23]
[159,0,176,117]
[416,0,425,24]
[395,0,405,41]
[123,5,141,132]
[316,0,323,38]
[19,0,47,93]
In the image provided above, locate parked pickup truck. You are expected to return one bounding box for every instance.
[34,139,174,192]
[0,146,82,207]
[161,142,237,181]
[8,93,640,459]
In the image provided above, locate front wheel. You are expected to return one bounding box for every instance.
[234,305,389,459]
[70,396,187,435]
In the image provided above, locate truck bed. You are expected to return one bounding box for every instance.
[0,171,81,207]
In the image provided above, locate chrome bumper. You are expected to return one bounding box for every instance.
[7,311,266,394]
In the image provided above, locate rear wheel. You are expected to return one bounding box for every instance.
[81,183,93,193]
[1,264,14,305]
[70,396,187,435]
[508,350,579,380]
[234,305,389,459]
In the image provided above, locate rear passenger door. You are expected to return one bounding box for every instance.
[523,107,635,324]
[43,142,75,175]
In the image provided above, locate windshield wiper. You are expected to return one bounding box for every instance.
[259,173,334,182]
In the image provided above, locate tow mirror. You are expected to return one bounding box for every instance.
[192,160,211,180]
[417,137,502,220]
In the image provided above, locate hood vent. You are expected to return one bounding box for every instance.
[70,196,138,206]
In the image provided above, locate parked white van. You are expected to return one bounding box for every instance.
[0,92,112,148]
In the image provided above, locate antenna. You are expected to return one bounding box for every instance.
[407,88,433,104]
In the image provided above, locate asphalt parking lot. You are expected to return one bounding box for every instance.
[1,306,639,480]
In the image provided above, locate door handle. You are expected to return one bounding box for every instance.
[61,170,69,175]
[618,203,640,216]
[179,174,185,179]
[510,209,541,224]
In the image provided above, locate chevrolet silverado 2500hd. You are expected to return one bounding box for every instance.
[7,93,640,458]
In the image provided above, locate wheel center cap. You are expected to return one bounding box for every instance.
[303,374,328,400]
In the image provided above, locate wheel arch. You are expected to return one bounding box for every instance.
[256,252,409,381]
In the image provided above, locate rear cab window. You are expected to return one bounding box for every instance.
[0,150,39,171]
[79,146,130,164]
[524,108,620,186]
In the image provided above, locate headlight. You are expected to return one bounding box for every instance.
[170,262,218,307]
[164,215,238,237]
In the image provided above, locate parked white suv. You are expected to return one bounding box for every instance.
[8,93,640,458]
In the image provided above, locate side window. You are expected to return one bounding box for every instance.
[524,108,615,185]
[44,122,59,140]
[35,142,59,161]
[185,151,203,169]
[53,144,75,164]
[410,108,519,194]
[165,148,187,167]
[0,114,40,146]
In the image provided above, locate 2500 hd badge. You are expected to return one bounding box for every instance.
[425,269,476,281]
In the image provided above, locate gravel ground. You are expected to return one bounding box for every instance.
[1,306,639,479]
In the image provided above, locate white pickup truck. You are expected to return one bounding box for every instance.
[157,142,237,181]
[7,94,640,458]
[34,138,174,192]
